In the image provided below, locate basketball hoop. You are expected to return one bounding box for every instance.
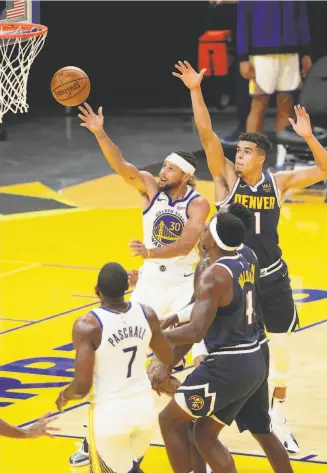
[0,22,47,123]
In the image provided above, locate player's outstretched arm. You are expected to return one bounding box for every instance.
[0,413,59,439]
[78,103,157,197]
[173,61,237,198]
[165,266,227,345]
[55,314,100,411]
[275,105,327,194]
[145,305,173,366]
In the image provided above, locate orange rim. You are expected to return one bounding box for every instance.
[0,22,47,39]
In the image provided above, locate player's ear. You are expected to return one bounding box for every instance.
[95,286,100,298]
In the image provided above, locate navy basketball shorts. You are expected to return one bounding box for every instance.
[235,341,271,434]
[259,260,299,334]
[175,347,266,425]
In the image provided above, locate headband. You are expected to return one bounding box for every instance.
[209,216,239,251]
[165,153,196,175]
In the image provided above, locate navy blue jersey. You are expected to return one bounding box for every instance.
[216,171,281,268]
[204,253,259,354]
[238,244,266,342]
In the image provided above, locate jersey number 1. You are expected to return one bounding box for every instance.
[246,290,254,325]
[123,346,138,378]
[254,212,261,235]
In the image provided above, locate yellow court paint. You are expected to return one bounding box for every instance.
[0,181,327,473]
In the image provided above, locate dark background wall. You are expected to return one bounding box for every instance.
[7,1,327,112]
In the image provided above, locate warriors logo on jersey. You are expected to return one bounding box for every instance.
[152,210,184,247]
[143,186,200,266]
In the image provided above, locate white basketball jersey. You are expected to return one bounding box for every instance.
[90,303,152,404]
[143,186,200,267]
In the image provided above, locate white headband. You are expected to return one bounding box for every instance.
[209,216,238,251]
[165,153,196,175]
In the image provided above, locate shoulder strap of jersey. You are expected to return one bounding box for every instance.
[268,172,281,207]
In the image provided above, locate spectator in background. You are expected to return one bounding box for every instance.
[208,0,251,144]
[237,0,312,133]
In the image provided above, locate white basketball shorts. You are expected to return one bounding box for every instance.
[88,390,156,473]
[249,53,301,96]
[130,262,195,319]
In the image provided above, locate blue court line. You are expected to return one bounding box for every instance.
[19,401,90,428]
[0,318,33,323]
[0,291,132,336]
[300,454,318,461]
[295,317,327,333]
[0,302,98,336]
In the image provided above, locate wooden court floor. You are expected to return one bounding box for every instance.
[0,178,327,473]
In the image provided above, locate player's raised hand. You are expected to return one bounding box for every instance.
[172,61,206,90]
[78,102,104,134]
[24,412,60,438]
[288,105,313,139]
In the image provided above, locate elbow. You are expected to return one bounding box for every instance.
[193,329,205,344]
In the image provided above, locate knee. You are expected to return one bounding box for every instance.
[277,92,293,107]
[250,96,269,114]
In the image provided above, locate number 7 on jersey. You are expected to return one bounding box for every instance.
[123,346,138,378]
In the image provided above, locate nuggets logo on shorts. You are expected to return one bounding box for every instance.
[152,213,184,246]
[189,395,204,411]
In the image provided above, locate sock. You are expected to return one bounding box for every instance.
[271,396,286,423]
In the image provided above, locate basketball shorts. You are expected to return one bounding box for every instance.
[235,341,271,434]
[249,54,301,96]
[175,346,266,425]
[88,390,156,473]
[259,259,299,333]
[130,262,195,319]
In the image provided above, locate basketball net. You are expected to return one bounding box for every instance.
[0,23,47,123]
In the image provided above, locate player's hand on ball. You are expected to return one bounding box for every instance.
[172,61,206,90]
[78,102,104,134]
[161,314,179,330]
[24,412,59,439]
[288,105,313,139]
[129,240,149,258]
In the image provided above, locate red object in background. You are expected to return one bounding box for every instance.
[198,30,231,76]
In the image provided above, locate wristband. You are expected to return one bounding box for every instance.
[176,303,194,324]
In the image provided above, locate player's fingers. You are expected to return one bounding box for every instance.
[288,118,295,127]
[184,61,192,69]
[175,64,183,72]
[98,106,103,118]
[45,415,58,425]
[78,114,87,122]
[199,68,207,78]
[80,123,87,128]
[78,105,88,116]
[46,427,60,432]
[84,102,94,115]
[172,72,182,79]
[178,60,185,68]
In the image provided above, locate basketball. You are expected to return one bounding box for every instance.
[51,66,90,107]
